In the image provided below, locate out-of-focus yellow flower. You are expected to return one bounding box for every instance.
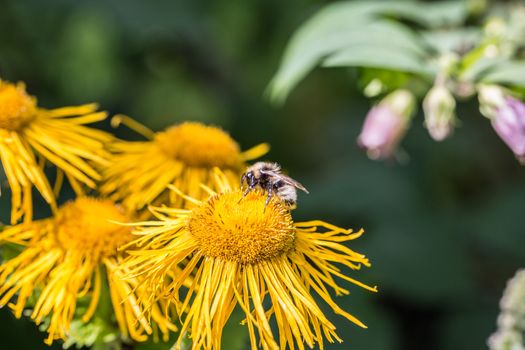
[100,121,268,212]
[0,197,176,345]
[0,80,112,223]
[121,169,377,350]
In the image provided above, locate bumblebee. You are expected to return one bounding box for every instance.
[241,162,309,207]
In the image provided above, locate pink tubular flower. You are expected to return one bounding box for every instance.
[492,96,525,163]
[358,89,415,160]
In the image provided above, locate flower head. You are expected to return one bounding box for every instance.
[478,85,525,163]
[358,89,415,160]
[101,121,268,211]
[0,80,112,223]
[121,169,377,350]
[478,84,508,118]
[423,85,456,141]
[488,269,525,350]
[0,197,176,345]
[492,97,525,162]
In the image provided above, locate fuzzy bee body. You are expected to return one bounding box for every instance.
[241,162,309,207]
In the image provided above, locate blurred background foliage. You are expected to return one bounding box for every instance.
[0,0,524,349]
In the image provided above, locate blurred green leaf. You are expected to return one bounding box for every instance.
[267,1,468,103]
[268,19,426,104]
[479,61,525,87]
[459,56,507,82]
[62,268,121,349]
[173,333,192,350]
[63,318,117,349]
[388,1,469,27]
[359,68,412,97]
[421,28,481,54]
[1,242,24,262]
[323,44,432,75]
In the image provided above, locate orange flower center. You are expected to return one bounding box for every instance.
[188,190,295,264]
[0,82,37,130]
[155,122,243,168]
[55,198,133,259]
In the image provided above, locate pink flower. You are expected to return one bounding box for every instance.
[492,97,525,162]
[358,90,414,160]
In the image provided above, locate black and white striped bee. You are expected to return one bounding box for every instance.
[240,162,309,208]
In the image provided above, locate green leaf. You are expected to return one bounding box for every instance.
[358,68,431,98]
[62,267,122,349]
[421,28,481,54]
[322,44,433,75]
[267,1,469,103]
[1,242,24,262]
[289,1,468,31]
[170,334,192,350]
[479,61,525,87]
[377,1,469,28]
[63,318,115,349]
[268,19,429,104]
[459,55,507,82]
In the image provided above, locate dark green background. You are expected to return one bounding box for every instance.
[0,0,523,349]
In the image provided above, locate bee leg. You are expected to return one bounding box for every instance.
[264,185,273,211]
[238,185,254,203]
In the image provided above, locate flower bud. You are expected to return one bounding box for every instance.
[478,84,507,119]
[478,85,525,163]
[491,96,525,163]
[488,269,525,350]
[357,89,415,160]
[423,85,456,141]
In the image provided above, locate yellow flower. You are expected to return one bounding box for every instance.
[0,80,112,224]
[100,121,268,211]
[121,169,377,350]
[0,197,176,345]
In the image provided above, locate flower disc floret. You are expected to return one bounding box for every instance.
[155,122,243,168]
[188,191,295,264]
[0,81,36,130]
[55,197,132,259]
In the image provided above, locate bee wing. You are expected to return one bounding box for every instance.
[282,175,309,193]
[259,168,309,194]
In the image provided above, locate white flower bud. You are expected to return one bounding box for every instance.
[423,85,456,141]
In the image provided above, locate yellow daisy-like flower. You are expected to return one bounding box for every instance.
[0,80,112,223]
[121,169,377,350]
[0,197,176,345]
[100,121,268,211]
